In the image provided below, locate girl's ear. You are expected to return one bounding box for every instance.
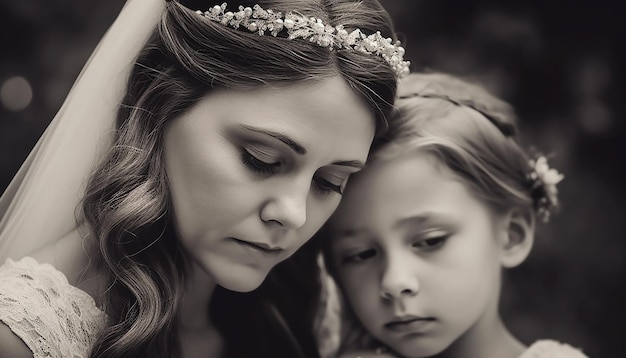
[499,207,535,268]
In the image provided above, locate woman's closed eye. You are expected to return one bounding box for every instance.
[313,168,351,196]
[241,144,351,196]
[312,175,344,196]
[241,144,282,175]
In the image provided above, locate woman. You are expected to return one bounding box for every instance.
[0,0,408,357]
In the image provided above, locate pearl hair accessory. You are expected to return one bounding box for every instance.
[195,3,411,78]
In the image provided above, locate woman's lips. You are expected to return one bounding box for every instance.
[231,238,284,255]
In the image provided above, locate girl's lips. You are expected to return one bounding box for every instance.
[384,316,435,333]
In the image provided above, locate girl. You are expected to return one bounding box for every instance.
[321,72,588,358]
[0,0,409,357]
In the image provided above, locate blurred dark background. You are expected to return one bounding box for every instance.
[0,0,623,357]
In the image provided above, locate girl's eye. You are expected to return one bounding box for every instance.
[412,234,449,252]
[241,146,281,176]
[342,249,377,265]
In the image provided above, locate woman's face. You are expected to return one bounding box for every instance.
[164,76,376,292]
[326,153,507,357]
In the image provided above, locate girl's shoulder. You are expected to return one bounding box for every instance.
[520,339,590,358]
[0,256,108,358]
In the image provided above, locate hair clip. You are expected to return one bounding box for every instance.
[528,155,564,222]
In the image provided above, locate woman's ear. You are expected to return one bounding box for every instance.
[499,207,535,268]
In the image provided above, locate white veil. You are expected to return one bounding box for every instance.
[0,0,165,261]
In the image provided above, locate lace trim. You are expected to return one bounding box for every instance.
[520,340,589,358]
[0,256,108,358]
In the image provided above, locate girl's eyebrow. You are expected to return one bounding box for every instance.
[239,124,306,154]
[396,215,430,227]
[394,212,454,229]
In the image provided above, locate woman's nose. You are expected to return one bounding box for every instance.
[260,178,308,230]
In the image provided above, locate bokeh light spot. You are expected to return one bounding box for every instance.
[1,76,33,112]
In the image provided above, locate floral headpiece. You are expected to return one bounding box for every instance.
[528,154,564,223]
[195,3,411,78]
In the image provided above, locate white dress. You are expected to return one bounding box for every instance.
[339,340,590,358]
[0,257,108,358]
[520,340,589,358]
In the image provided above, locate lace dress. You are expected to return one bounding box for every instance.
[0,257,109,358]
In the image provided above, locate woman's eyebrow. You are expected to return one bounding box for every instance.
[239,124,306,154]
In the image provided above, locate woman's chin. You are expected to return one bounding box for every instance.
[214,265,270,292]
[220,279,264,292]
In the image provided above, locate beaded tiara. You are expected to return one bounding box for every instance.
[195,3,411,78]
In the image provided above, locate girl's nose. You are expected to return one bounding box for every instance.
[379,253,420,300]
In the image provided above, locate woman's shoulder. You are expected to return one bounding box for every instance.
[0,256,108,358]
[520,339,590,358]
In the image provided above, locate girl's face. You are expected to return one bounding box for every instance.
[326,153,508,357]
[164,77,375,292]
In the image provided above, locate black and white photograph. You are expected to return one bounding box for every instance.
[0,1,622,357]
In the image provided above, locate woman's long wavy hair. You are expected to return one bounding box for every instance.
[81,0,398,357]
